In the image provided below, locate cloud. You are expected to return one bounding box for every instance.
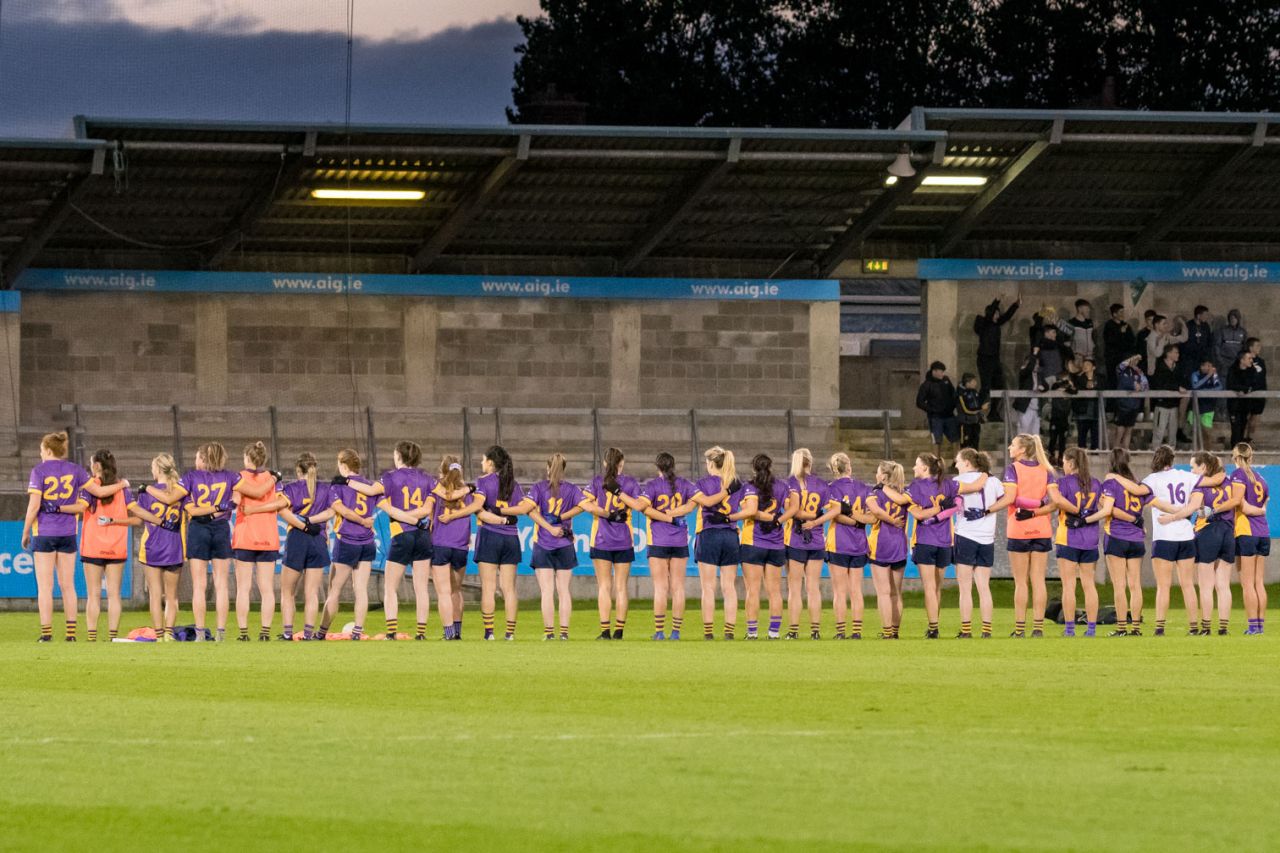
[0,14,524,137]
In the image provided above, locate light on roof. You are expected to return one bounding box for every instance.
[887,150,916,178]
[311,188,426,201]
[884,175,899,186]
[921,175,988,187]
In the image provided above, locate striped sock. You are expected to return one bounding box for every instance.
[851,619,863,636]
[483,611,495,635]
[40,624,52,639]
[768,617,781,634]
[746,619,758,636]
[599,620,610,635]
[1219,618,1229,632]
[1063,622,1075,636]
[453,620,462,636]
[703,621,714,639]
[835,620,845,636]
[810,621,820,634]
[1156,618,1166,632]
[960,620,972,635]
[544,625,555,639]
[304,623,315,640]
[157,625,168,640]
[351,625,363,640]
[928,620,939,632]
[880,627,893,639]
[1032,618,1043,633]
[217,627,226,641]
[87,627,97,642]
[505,619,516,638]
[613,617,626,633]
[724,622,735,639]
[282,623,293,637]
[890,625,899,638]
[108,628,118,640]
[655,613,667,634]
[65,620,76,640]
[1200,619,1210,632]
[672,616,683,633]
[981,620,992,637]
[238,627,248,640]
[259,625,270,639]
[315,626,326,640]
[417,621,427,638]
[1014,620,1025,635]
[789,623,799,635]
[386,618,398,637]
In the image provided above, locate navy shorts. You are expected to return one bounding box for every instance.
[1152,539,1195,562]
[233,548,279,564]
[531,544,577,570]
[186,520,232,561]
[30,534,75,554]
[873,560,907,572]
[589,547,636,564]
[1195,524,1235,564]
[1056,545,1098,564]
[912,543,953,567]
[282,529,329,571]
[695,528,739,567]
[1104,537,1145,560]
[432,546,469,570]
[80,555,123,566]
[786,546,825,564]
[333,540,377,566]
[648,545,689,560]
[928,415,960,444]
[826,551,868,570]
[388,529,432,565]
[149,563,182,573]
[740,545,785,567]
[474,529,521,565]
[955,536,994,568]
[1008,537,1052,553]
[1236,535,1271,558]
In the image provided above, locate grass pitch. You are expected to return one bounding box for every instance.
[2,585,1279,852]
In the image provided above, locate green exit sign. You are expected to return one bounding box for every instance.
[862,259,891,274]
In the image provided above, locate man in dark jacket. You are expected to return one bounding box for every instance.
[916,361,959,458]
[973,294,1020,420]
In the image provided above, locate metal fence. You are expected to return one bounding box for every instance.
[52,404,901,481]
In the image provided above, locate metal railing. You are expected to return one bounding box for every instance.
[989,389,1279,467]
[55,404,901,480]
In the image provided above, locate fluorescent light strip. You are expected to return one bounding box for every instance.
[921,175,988,187]
[311,188,426,201]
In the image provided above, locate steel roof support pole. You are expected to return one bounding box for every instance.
[818,170,928,278]
[410,135,530,272]
[2,170,96,287]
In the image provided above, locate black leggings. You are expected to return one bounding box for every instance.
[1076,418,1098,450]
[1047,418,1070,459]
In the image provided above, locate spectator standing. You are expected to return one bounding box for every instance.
[1146,314,1188,374]
[973,294,1020,420]
[1245,337,1268,442]
[1073,356,1101,449]
[1134,309,1158,375]
[1188,358,1223,448]
[1113,354,1147,450]
[1102,304,1136,384]
[1228,351,1256,446]
[916,360,959,459]
[1066,299,1095,360]
[1182,305,1213,380]
[1036,325,1071,384]
[1046,368,1076,467]
[1149,344,1184,448]
[1215,309,1247,373]
[956,372,985,451]
[1014,351,1046,437]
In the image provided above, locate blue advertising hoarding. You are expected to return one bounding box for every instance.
[919,258,1280,283]
[0,521,132,598]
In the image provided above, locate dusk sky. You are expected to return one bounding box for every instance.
[1,0,542,137]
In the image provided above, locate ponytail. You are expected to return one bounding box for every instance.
[1063,447,1091,486]
[439,455,465,509]
[602,447,624,494]
[1233,442,1256,485]
[1013,433,1052,470]
[917,452,943,486]
[547,452,567,495]
[296,452,317,498]
[244,441,267,469]
[751,454,775,509]
[789,448,813,480]
[656,452,678,495]
[828,452,851,478]
[486,445,514,502]
[153,453,180,490]
[1108,447,1135,481]
[91,448,118,487]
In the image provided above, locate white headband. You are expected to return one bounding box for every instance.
[448,463,462,472]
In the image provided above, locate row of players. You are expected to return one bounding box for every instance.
[21,430,1270,642]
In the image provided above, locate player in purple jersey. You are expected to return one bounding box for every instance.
[732,453,794,640]
[518,453,592,640]
[690,446,741,640]
[903,454,957,638]
[345,441,442,640]
[251,452,337,640]
[431,455,472,640]
[319,448,379,640]
[23,432,91,641]
[1158,451,1244,635]
[866,461,909,638]
[1231,443,1270,634]
[642,452,698,640]
[144,442,276,640]
[1046,448,1103,637]
[809,453,876,640]
[1097,448,1152,635]
[127,454,185,641]
[582,448,652,640]
[786,449,828,639]
[447,445,528,640]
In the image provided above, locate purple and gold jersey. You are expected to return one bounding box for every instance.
[133,486,183,567]
[379,467,438,537]
[867,486,908,564]
[475,473,524,537]
[906,477,960,548]
[528,479,588,550]
[1232,468,1270,538]
[586,474,640,551]
[693,475,736,533]
[1192,478,1235,533]
[179,469,241,522]
[785,475,829,547]
[644,476,696,548]
[27,459,89,538]
[281,479,334,519]
[740,479,790,549]
[825,477,872,556]
[1100,478,1149,542]
[332,475,376,544]
[432,487,473,551]
[1052,474,1101,550]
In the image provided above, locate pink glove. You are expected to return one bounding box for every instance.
[1014,495,1042,510]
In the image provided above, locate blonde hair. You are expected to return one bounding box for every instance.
[704,446,737,490]
[877,460,905,491]
[1233,442,1256,484]
[828,452,851,478]
[337,447,361,474]
[790,448,813,479]
[438,455,465,509]
[41,431,69,459]
[244,440,268,469]
[199,442,227,471]
[547,452,567,494]
[152,453,180,489]
[296,452,317,497]
[1012,433,1052,470]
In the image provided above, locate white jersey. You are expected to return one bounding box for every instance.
[953,471,1003,546]
[1141,469,1199,542]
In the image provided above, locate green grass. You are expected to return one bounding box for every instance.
[2,585,1279,852]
